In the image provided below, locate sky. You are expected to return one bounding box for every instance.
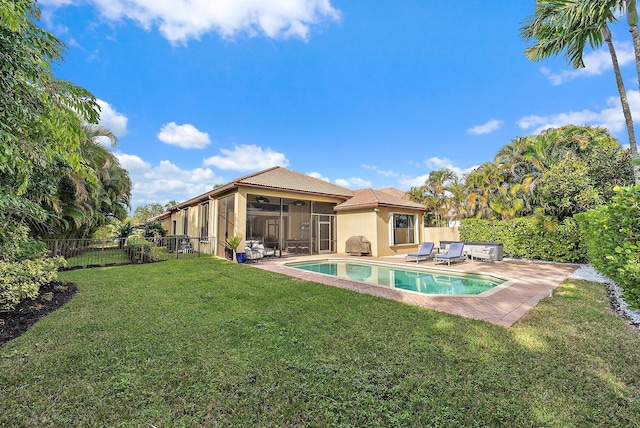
[38,0,640,211]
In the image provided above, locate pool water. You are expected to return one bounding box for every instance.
[285,259,505,295]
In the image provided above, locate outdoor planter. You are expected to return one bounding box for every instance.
[236,252,247,263]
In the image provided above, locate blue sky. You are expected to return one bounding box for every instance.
[39,0,640,211]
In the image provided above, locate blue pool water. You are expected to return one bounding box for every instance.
[285,259,505,295]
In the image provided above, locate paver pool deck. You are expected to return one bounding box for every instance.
[254,255,579,327]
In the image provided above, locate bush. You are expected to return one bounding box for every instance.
[0,225,66,312]
[0,256,66,311]
[125,237,158,263]
[460,216,585,263]
[577,185,640,309]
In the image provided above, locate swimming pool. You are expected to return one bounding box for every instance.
[284,259,506,296]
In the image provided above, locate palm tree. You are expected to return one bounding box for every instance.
[43,124,132,238]
[521,0,640,183]
[444,177,469,221]
[464,163,504,220]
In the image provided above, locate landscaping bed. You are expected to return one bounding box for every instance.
[0,281,77,347]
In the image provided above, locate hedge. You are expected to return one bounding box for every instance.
[577,185,640,309]
[459,216,586,263]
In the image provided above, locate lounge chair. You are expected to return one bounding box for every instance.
[434,242,466,266]
[405,242,435,263]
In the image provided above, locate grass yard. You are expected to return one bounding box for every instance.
[1,257,639,426]
[65,248,131,268]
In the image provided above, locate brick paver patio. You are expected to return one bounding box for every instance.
[254,255,579,327]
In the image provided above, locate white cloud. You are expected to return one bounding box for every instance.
[397,158,479,189]
[96,99,128,136]
[115,152,150,173]
[540,41,634,86]
[398,174,429,189]
[45,0,340,44]
[157,122,210,149]
[308,171,330,182]
[466,119,503,135]
[334,177,372,188]
[361,163,398,178]
[114,152,225,209]
[203,144,289,171]
[424,157,463,176]
[517,89,640,135]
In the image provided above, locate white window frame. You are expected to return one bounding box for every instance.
[390,213,417,246]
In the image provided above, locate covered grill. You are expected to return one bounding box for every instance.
[345,235,371,256]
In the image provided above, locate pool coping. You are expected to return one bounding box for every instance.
[254,254,580,327]
[283,257,517,298]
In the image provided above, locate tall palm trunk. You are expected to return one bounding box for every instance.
[625,0,640,183]
[602,22,640,183]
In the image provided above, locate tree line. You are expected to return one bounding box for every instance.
[1,1,132,250]
[410,125,634,226]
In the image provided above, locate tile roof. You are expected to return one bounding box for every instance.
[334,188,425,212]
[376,187,410,199]
[163,167,423,214]
[234,166,354,198]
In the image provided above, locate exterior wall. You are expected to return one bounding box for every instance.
[422,226,460,247]
[335,207,425,257]
[336,209,379,256]
[159,217,172,235]
[375,207,424,257]
[235,192,247,249]
[161,185,426,258]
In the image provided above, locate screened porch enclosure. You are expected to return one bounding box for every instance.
[246,194,336,256]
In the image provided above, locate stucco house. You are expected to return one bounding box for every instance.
[153,166,426,258]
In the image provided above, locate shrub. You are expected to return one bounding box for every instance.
[125,237,158,263]
[0,225,66,311]
[0,256,66,311]
[577,185,640,309]
[460,216,585,263]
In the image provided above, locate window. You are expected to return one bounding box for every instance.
[392,214,415,245]
[199,202,210,239]
[182,208,189,236]
[217,194,235,258]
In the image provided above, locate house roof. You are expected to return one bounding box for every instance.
[152,166,354,218]
[151,167,423,219]
[376,187,410,200]
[334,188,425,212]
[233,166,354,198]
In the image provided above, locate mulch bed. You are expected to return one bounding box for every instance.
[0,281,78,348]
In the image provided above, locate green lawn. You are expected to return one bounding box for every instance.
[1,257,639,426]
[65,248,131,267]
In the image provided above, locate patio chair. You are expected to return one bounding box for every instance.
[434,242,466,266]
[245,241,264,263]
[469,246,495,263]
[405,242,435,263]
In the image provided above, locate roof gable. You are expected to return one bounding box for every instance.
[334,188,425,212]
[234,166,354,198]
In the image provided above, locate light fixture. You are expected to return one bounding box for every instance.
[292,200,306,206]
[256,196,270,204]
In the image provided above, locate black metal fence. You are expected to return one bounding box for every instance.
[45,236,217,269]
